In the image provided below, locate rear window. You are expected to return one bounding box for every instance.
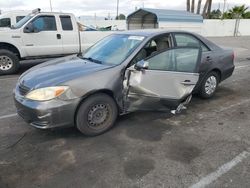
[175,34,210,52]
[60,15,73,30]
[0,18,11,27]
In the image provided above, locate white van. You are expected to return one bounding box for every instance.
[0,10,31,28]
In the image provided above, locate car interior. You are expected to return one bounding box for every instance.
[131,34,172,65]
[130,34,199,73]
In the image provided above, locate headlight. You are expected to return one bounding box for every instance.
[25,86,69,101]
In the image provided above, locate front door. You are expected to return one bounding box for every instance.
[22,15,63,57]
[124,47,201,112]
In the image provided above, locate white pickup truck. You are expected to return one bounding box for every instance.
[0,9,114,75]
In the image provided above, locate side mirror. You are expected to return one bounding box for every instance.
[134,60,149,71]
[23,23,34,33]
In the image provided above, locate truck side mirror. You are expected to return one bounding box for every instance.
[23,23,34,33]
[134,60,149,71]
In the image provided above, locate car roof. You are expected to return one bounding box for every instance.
[115,29,198,37]
[114,29,221,50]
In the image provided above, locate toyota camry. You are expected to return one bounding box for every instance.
[14,30,235,136]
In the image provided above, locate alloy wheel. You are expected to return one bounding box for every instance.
[205,75,217,95]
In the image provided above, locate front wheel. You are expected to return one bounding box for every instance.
[199,71,219,99]
[0,49,20,75]
[76,93,118,136]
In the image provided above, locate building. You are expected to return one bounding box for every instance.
[127,8,203,33]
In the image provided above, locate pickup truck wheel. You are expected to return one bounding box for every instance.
[0,49,20,75]
[199,71,219,99]
[76,93,118,136]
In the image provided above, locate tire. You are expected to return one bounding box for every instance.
[76,93,118,136]
[0,49,20,75]
[199,71,219,99]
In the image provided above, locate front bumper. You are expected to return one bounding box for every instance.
[14,93,81,129]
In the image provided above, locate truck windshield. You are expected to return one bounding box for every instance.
[83,34,145,65]
[12,14,33,29]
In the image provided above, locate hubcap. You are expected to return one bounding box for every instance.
[205,75,217,95]
[87,104,109,127]
[0,55,13,71]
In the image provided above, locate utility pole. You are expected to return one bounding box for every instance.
[49,0,53,12]
[116,0,119,20]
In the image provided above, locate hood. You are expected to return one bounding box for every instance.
[19,55,112,89]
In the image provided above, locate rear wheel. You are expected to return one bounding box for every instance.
[76,93,118,136]
[199,71,219,99]
[0,49,20,75]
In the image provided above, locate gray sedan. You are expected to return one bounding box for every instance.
[14,30,235,136]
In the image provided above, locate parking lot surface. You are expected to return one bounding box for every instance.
[0,36,250,188]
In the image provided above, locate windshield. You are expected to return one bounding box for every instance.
[12,14,33,29]
[83,34,145,65]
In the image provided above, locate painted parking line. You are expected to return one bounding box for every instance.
[189,150,250,188]
[0,113,17,120]
[217,98,250,112]
[235,65,250,69]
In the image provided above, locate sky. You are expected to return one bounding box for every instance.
[1,0,250,18]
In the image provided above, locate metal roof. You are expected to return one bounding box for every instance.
[127,8,203,23]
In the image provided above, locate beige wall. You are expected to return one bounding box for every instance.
[78,19,250,37]
[201,19,250,37]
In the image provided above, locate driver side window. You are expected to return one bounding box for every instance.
[31,16,57,32]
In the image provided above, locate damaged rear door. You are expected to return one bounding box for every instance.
[124,47,201,112]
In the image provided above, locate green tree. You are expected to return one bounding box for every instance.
[115,14,126,20]
[243,11,250,18]
[224,5,249,19]
[209,9,222,19]
[222,12,232,19]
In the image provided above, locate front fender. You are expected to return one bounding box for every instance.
[0,30,26,57]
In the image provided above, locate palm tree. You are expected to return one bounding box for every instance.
[187,0,191,12]
[191,0,195,13]
[197,0,202,14]
[207,0,213,17]
[202,0,209,17]
[243,11,250,18]
[228,5,248,19]
[202,0,213,18]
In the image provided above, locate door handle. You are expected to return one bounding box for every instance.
[206,56,212,61]
[181,80,196,85]
[57,34,61,39]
